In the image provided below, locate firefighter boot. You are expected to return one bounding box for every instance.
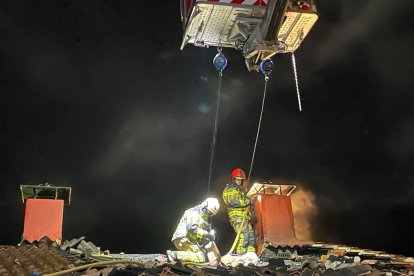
[166,250,178,262]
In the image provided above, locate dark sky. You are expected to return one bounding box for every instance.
[1,0,414,256]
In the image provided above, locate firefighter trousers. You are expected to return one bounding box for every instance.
[171,238,206,263]
[230,217,256,254]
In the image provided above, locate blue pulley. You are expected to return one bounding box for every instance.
[213,52,228,72]
[259,59,274,76]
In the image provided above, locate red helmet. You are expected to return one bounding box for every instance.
[231,168,246,180]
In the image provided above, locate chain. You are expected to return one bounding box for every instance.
[292,52,302,112]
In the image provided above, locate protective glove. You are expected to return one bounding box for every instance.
[205,229,216,242]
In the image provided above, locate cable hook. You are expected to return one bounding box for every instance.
[213,50,227,73]
[259,59,274,80]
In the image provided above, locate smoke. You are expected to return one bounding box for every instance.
[93,111,208,175]
[291,187,318,241]
[316,0,413,66]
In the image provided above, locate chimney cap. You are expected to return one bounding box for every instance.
[20,184,72,205]
[247,183,296,197]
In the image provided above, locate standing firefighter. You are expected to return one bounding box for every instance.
[222,168,256,254]
[167,198,220,264]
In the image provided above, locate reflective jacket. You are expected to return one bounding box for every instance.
[222,181,251,220]
[171,205,212,244]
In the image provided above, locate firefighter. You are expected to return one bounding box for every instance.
[222,168,256,254]
[167,198,220,263]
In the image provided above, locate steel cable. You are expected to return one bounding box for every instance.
[247,76,269,185]
[207,71,223,195]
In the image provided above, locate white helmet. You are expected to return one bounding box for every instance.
[202,197,220,216]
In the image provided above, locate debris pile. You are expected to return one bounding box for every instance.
[221,251,268,267]
[60,236,104,258]
[60,236,168,265]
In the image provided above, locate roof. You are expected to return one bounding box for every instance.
[1,237,413,276]
[0,239,75,275]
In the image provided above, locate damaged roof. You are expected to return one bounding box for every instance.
[1,237,413,276]
[0,239,75,275]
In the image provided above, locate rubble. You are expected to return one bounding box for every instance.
[221,252,268,267]
[60,237,104,259]
[60,236,86,251]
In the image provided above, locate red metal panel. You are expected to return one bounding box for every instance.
[253,0,267,6]
[186,0,196,17]
[22,199,64,243]
[254,194,301,254]
[254,196,265,254]
[205,0,267,5]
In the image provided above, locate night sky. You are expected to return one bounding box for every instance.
[1,1,414,256]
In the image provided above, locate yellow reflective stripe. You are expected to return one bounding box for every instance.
[228,209,247,217]
[224,188,250,215]
[235,232,248,254]
[222,186,250,207]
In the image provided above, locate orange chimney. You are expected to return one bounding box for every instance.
[20,184,71,244]
[247,183,311,255]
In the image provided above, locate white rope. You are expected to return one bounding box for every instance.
[247,76,269,184]
[291,52,302,112]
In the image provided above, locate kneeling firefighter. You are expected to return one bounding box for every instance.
[167,198,221,264]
